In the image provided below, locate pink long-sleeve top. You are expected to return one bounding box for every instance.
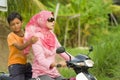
[31,31,70,78]
[24,11,70,78]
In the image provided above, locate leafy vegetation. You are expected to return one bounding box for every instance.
[0,0,120,80]
[91,26,120,80]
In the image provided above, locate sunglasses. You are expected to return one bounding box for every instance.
[47,17,55,22]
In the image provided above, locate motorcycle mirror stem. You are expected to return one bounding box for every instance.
[87,46,93,56]
[56,47,72,61]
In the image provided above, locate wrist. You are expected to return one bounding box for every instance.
[50,63,57,69]
[56,63,62,68]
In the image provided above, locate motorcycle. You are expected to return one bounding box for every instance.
[56,46,97,80]
[0,46,97,80]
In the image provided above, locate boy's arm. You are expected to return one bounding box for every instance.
[13,36,38,50]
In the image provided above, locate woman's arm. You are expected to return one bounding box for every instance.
[55,35,74,61]
[32,42,54,69]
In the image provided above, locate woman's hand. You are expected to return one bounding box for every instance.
[50,61,66,69]
[50,62,57,69]
[58,61,66,67]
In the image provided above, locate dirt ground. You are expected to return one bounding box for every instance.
[0,38,9,72]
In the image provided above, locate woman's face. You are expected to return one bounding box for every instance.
[46,15,55,30]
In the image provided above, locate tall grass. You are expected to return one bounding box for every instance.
[91,27,120,80]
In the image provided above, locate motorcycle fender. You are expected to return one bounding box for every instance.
[76,72,89,80]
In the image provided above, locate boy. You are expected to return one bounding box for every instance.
[7,12,37,80]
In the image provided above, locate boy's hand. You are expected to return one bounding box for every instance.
[31,36,38,44]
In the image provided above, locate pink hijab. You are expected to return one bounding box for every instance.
[24,10,55,51]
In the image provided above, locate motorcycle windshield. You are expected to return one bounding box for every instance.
[73,54,89,62]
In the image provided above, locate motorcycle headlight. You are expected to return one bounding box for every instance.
[76,62,85,66]
[85,60,94,67]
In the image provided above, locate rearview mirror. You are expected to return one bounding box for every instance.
[56,47,65,54]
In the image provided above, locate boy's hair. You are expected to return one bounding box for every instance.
[7,12,23,24]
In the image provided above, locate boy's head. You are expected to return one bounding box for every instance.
[7,12,23,24]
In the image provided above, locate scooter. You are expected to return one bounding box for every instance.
[56,46,97,80]
[0,46,96,80]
